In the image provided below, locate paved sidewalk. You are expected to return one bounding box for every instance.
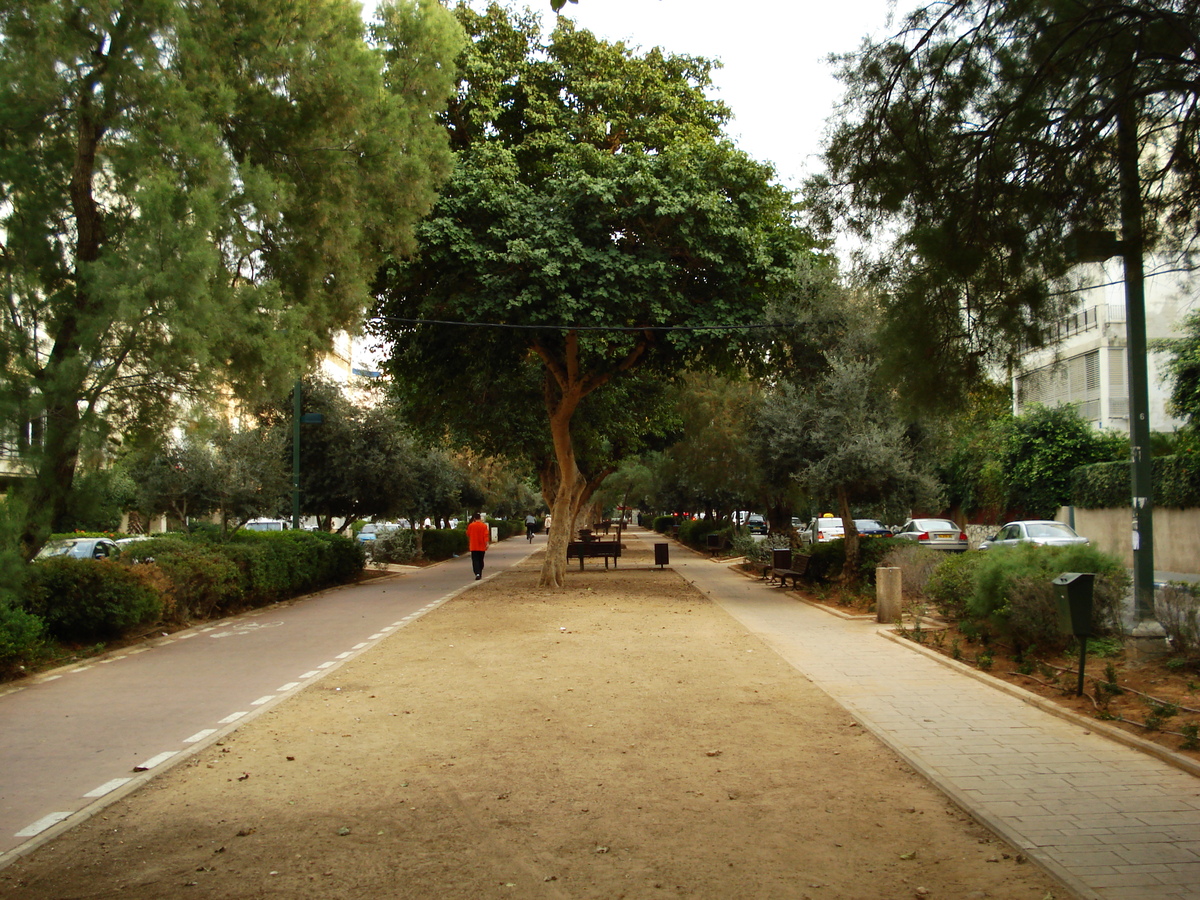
[647,532,1200,900]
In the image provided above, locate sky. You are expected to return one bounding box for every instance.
[564,0,902,190]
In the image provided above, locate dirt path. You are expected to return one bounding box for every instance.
[0,542,1066,899]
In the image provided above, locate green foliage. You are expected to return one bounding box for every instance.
[653,516,680,533]
[372,6,814,584]
[1071,454,1200,509]
[1160,309,1200,430]
[371,528,419,565]
[25,559,161,643]
[802,538,902,586]
[1155,582,1200,666]
[878,543,944,600]
[0,600,46,674]
[818,0,1200,409]
[120,531,363,622]
[969,544,1128,649]
[420,529,469,561]
[676,518,728,550]
[58,467,139,534]
[926,552,986,621]
[1001,405,1123,519]
[262,379,419,530]
[2,0,463,559]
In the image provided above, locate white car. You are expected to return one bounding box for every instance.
[980,521,1089,550]
[801,516,845,545]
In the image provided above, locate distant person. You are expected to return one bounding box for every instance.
[467,513,490,581]
[544,513,552,537]
[525,513,537,542]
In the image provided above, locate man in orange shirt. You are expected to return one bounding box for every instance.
[466,513,490,581]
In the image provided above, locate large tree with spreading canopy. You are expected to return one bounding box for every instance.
[815,0,1200,403]
[0,0,463,559]
[373,4,816,586]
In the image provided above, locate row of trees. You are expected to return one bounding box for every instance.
[46,379,538,540]
[7,0,1200,589]
[1,0,464,560]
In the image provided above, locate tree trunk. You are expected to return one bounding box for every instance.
[837,486,861,585]
[540,397,586,587]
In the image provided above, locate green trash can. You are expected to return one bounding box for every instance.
[1052,572,1096,697]
[1052,572,1095,637]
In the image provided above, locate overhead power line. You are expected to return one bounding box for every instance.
[369,316,793,332]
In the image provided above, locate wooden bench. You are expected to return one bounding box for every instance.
[566,540,622,570]
[706,533,729,553]
[767,548,809,588]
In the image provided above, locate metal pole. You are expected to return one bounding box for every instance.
[1116,98,1155,623]
[292,379,301,530]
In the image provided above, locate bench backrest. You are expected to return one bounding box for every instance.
[772,548,792,569]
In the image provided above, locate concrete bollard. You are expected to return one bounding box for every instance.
[876,567,902,624]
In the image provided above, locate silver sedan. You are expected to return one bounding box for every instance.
[980,520,1089,550]
[893,518,969,552]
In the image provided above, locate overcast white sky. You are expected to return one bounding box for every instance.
[565,0,902,190]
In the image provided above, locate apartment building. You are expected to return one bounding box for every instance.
[1012,258,1195,433]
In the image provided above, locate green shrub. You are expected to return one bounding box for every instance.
[123,538,242,622]
[970,544,1128,648]
[26,558,161,642]
[1156,582,1200,665]
[421,528,468,561]
[1073,454,1200,509]
[653,515,679,533]
[489,518,523,541]
[371,528,418,564]
[0,601,45,672]
[803,540,844,583]
[926,551,986,620]
[878,543,944,599]
[677,518,728,550]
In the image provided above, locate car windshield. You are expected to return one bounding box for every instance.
[36,540,76,557]
[854,520,884,530]
[916,519,957,531]
[1027,522,1076,538]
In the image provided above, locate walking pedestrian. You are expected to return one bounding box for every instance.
[467,513,490,581]
[543,513,552,538]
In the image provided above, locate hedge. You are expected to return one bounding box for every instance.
[421,528,469,561]
[118,530,365,622]
[1072,454,1200,509]
[25,558,162,642]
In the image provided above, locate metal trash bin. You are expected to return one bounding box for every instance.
[1052,572,1096,696]
[1052,572,1096,637]
[654,543,669,568]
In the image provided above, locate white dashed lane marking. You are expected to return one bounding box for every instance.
[133,751,176,772]
[16,812,72,837]
[13,600,444,845]
[83,778,132,798]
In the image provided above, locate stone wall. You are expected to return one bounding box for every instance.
[1057,506,1200,576]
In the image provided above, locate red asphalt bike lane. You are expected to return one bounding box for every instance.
[0,536,536,863]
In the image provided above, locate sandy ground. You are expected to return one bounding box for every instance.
[0,541,1067,900]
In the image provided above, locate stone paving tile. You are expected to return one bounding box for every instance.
[672,550,1200,900]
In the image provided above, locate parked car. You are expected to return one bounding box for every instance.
[244,518,289,532]
[801,515,845,545]
[745,514,768,535]
[35,537,121,560]
[893,518,969,552]
[853,519,892,538]
[979,520,1090,551]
